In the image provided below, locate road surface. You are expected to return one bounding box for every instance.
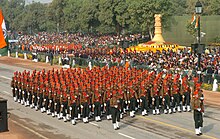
[0,61,219,139]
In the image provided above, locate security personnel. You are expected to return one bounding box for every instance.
[191,83,204,136]
[110,90,120,130]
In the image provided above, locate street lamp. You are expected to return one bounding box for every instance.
[195,0,202,82]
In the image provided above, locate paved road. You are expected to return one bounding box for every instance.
[0,63,219,139]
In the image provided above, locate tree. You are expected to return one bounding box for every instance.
[127,0,174,39]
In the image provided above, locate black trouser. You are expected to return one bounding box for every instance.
[106,100,111,115]
[119,98,124,113]
[44,96,49,110]
[163,95,170,109]
[82,102,89,118]
[172,94,180,107]
[16,89,19,100]
[50,99,55,113]
[129,97,136,111]
[62,101,68,116]
[23,90,27,102]
[111,107,120,123]
[12,88,15,97]
[33,93,38,106]
[183,92,190,106]
[28,93,32,105]
[38,94,43,109]
[19,89,22,101]
[194,110,203,128]
[140,96,148,111]
[71,103,78,119]
[152,96,159,109]
[94,101,101,117]
[55,101,61,113]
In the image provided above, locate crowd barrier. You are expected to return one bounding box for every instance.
[8,49,220,85]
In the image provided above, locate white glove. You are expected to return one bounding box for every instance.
[15,88,17,90]
[197,108,201,111]
[140,99,142,103]
[125,101,128,104]
[114,105,118,108]
[11,87,13,90]
[152,98,155,101]
[182,95,185,98]
[22,91,25,94]
[81,105,84,108]
[49,100,52,103]
[162,98,165,102]
[19,89,21,92]
[101,104,103,107]
[128,100,130,104]
[93,104,95,108]
[61,105,64,108]
[89,105,91,109]
[160,96,162,98]
[171,97,174,100]
[69,107,72,111]
[28,92,30,95]
[104,103,106,106]
[44,99,46,102]
[137,99,139,103]
[200,97,204,100]
[55,103,57,106]
[37,97,40,100]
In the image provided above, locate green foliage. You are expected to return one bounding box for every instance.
[214,36,220,43]
[201,83,212,91]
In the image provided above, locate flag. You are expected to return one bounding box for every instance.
[0,9,7,49]
[195,16,200,29]
[191,13,196,25]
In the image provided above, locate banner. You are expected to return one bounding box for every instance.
[0,9,7,49]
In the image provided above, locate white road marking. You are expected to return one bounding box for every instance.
[118,132,136,139]
[89,122,99,127]
[0,75,11,80]
[11,119,49,139]
[3,91,12,96]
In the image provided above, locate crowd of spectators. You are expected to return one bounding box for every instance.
[8,32,220,83]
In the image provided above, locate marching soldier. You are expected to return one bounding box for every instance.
[81,91,90,123]
[151,79,160,115]
[69,91,78,125]
[92,85,102,122]
[191,83,204,136]
[139,81,148,116]
[103,86,112,120]
[171,75,181,113]
[110,90,120,130]
[181,75,191,112]
[161,79,172,114]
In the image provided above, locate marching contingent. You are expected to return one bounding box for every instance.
[10,66,204,132]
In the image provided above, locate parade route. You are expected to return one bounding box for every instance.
[0,57,220,139]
